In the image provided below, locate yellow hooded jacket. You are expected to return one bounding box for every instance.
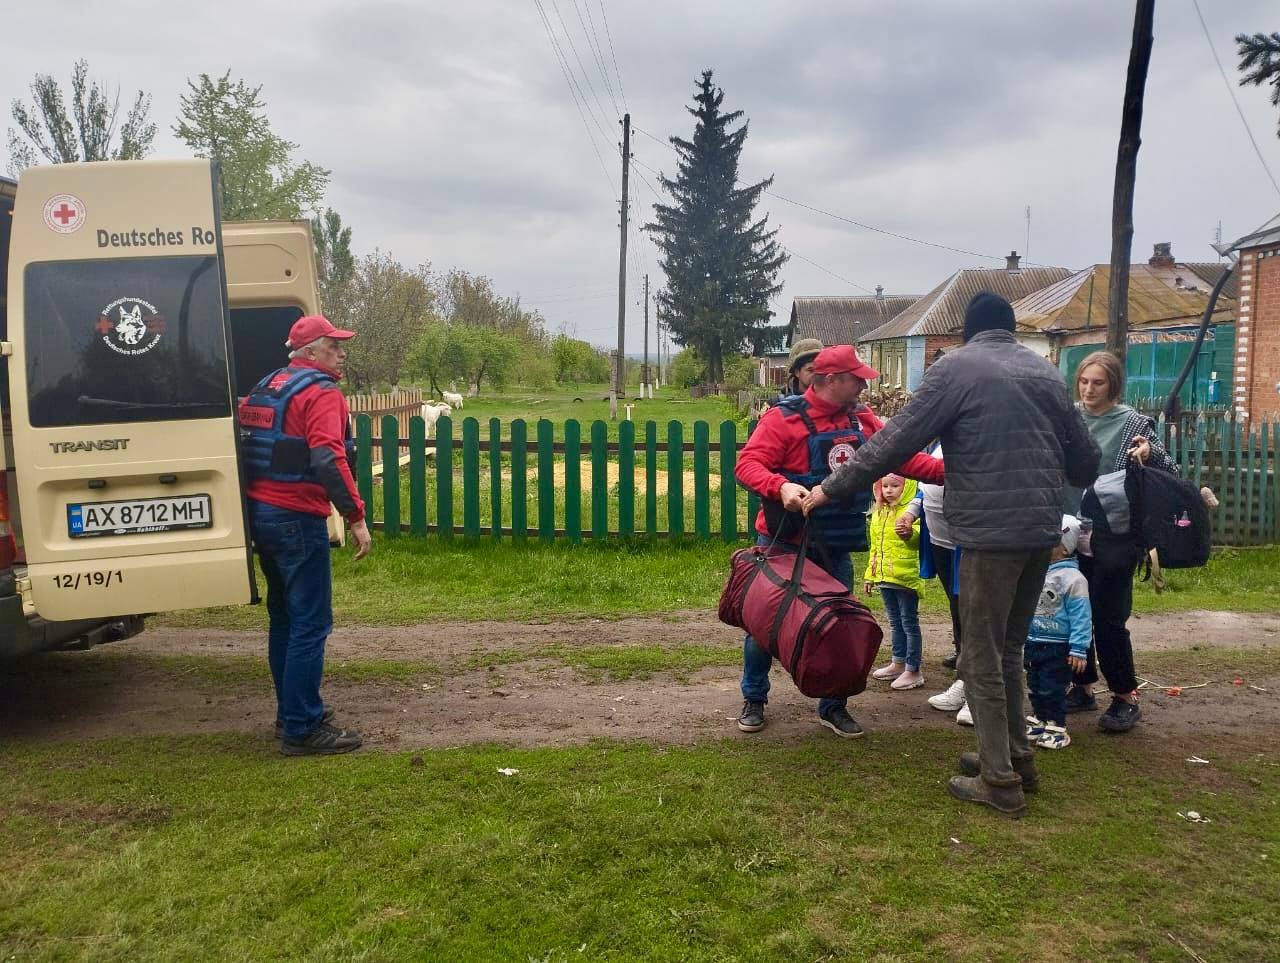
[863,478,924,596]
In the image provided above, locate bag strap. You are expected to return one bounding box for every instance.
[768,521,812,652]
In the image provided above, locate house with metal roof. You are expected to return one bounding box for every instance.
[857,254,1072,390]
[1013,244,1239,407]
[787,289,921,349]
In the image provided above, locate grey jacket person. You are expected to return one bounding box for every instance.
[821,330,1100,550]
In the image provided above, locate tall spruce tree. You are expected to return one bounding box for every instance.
[645,70,787,383]
[1237,32,1280,137]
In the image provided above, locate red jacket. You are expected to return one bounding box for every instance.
[736,387,944,537]
[244,359,366,522]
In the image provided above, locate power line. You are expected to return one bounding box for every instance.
[631,123,1010,261]
[546,0,618,140]
[573,0,619,117]
[781,245,874,295]
[1191,0,1280,201]
[632,151,874,297]
[595,0,628,112]
[531,0,616,193]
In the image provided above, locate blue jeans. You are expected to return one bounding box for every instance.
[880,586,922,671]
[741,537,852,718]
[1025,642,1071,726]
[250,501,334,740]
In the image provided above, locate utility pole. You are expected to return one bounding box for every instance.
[642,273,650,398]
[1107,0,1155,363]
[612,112,631,420]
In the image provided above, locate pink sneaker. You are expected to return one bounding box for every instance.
[871,661,905,681]
[891,669,925,691]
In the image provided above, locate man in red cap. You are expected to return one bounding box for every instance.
[238,314,372,756]
[733,343,943,738]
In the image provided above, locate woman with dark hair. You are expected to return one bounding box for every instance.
[1067,350,1178,733]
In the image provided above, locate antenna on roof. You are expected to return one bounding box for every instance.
[1214,220,1223,262]
[1025,205,1032,264]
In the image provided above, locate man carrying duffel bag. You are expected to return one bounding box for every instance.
[732,344,945,738]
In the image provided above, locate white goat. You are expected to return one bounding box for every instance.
[419,402,452,438]
[442,390,465,410]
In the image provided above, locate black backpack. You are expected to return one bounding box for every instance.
[1130,465,1211,569]
[1080,465,1210,570]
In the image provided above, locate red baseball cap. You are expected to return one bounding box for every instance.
[813,344,879,380]
[286,315,356,349]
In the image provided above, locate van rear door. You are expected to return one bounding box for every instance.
[8,159,254,621]
[221,219,344,545]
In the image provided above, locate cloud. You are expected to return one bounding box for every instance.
[4,0,1278,347]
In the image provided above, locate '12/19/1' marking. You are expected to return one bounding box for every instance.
[53,571,124,590]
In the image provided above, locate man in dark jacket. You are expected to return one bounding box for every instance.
[803,293,1098,816]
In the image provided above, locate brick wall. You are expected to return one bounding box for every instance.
[923,335,961,369]
[1236,246,1280,422]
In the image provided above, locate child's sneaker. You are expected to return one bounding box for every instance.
[928,679,966,711]
[871,661,905,681]
[890,669,925,691]
[1025,716,1048,740]
[1033,723,1071,750]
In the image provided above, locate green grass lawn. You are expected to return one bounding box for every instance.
[404,382,744,441]
[2,732,1275,961]
[159,539,1280,631]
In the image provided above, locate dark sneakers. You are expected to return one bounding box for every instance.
[818,706,865,739]
[947,775,1026,818]
[737,700,766,733]
[274,706,336,740]
[280,721,363,757]
[942,651,959,671]
[1065,685,1098,714]
[958,752,1039,793]
[1099,697,1142,733]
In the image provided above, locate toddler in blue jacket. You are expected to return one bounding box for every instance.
[1025,515,1092,750]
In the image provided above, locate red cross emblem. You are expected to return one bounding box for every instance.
[96,315,113,335]
[43,193,86,234]
[827,442,857,471]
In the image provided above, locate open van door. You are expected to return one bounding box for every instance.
[8,159,254,621]
[221,219,345,546]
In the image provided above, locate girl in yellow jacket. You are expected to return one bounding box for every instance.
[867,474,926,691]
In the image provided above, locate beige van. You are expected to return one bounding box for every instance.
[1,159,326,656]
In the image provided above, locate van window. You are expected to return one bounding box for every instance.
[229,305,304,397]
[24,255,233,427]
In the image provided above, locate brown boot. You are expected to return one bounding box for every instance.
[947,774,1026,817]
[957,752,1039,792]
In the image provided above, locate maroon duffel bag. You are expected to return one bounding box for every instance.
[718,527,884,699]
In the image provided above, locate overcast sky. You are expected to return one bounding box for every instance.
[6,1,1280,351]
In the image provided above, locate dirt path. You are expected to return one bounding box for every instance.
[4,610,1277,751]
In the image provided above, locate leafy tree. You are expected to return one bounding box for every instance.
[645,70,787,383]
[551,332,611,384]
[342,251,435,390]
[670,347,706,389]
[173,72,329,220]
[7,59,155,173]
[313,208,355,322]
[1237,31,1280,137]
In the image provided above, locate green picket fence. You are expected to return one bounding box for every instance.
[1161,412,1280,545]
[355,415,760,543]
[354,412,1280,546]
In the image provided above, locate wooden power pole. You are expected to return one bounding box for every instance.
[1107,0,1156,363]
[612,112,631,420]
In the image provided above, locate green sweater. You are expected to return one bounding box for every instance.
[1083,404,1134,475]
